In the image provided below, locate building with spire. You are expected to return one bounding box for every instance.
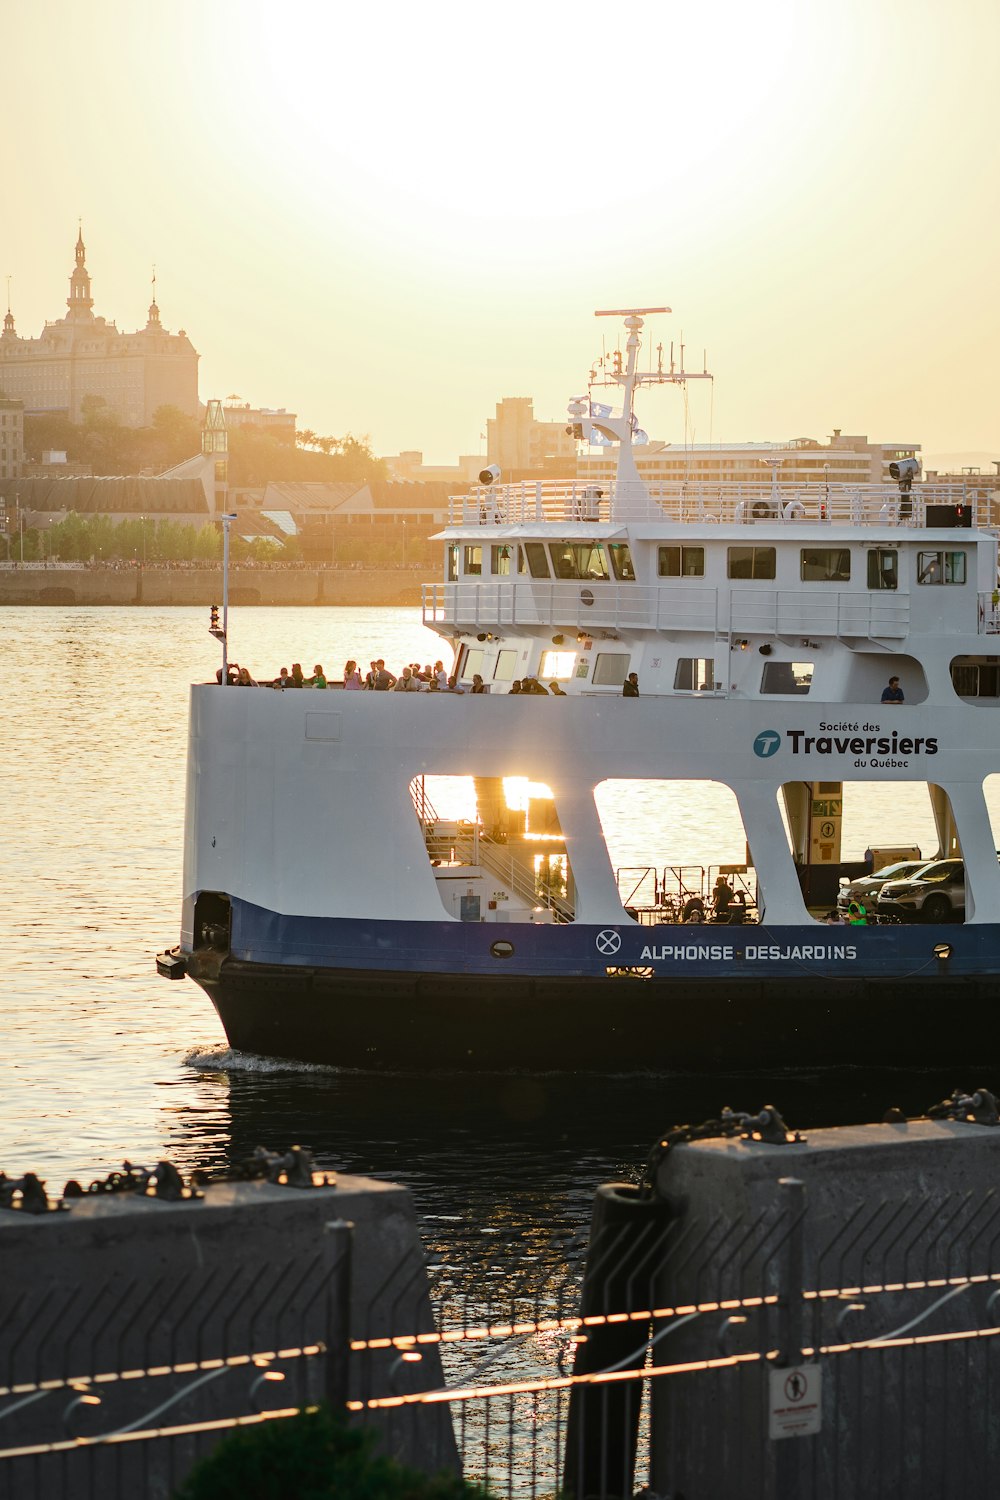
[0,229,199,427]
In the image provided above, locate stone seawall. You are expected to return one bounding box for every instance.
[0,566,431,607]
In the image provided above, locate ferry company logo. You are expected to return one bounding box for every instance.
[753,730,782,759]
[596,929,622,956]
[751,724,939,769]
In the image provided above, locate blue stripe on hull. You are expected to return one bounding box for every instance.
[222,897,1000,983]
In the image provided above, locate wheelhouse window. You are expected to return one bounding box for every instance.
[446,545,459,582]
[523,542,551,578]
[867,549,897,590]
[800,549,850,582]
[592,652,630,686]
[608,543,636,581]
[658,545,705,578]
[550,542,609,581]
[463,544,482,577]
[491,544,512,576]
[493,649,518,681]
[917,550,966,585]
[674,658,715,691]
[728,546,776,580]
[459,648,485,680]
[761,660,813,695]
[539,649,576,680]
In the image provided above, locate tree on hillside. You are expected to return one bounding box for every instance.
[229,428,387,486]
[22,412,80,462]
[151,404,201,467]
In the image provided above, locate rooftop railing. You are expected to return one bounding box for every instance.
[422,581,916,641]
[446,480,992,529]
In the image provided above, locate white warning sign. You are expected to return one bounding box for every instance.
[768,1363,823,1439]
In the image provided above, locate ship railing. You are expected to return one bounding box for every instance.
[423,581,912,643]
[446,480,992,529]
[416,807,575,922]
[978,592,1000,634]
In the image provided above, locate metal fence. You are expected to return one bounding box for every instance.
[353,1123,1000,1500]
[4,1119,1000,1500]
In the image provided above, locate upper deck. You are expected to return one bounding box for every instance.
[442,477,993,530]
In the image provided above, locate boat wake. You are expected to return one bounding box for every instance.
[183,1044,341,1075]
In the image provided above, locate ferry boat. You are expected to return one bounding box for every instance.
[157,308,1000,1071]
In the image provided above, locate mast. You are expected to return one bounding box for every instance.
[577,307,713,517]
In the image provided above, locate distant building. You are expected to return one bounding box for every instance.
[0,229,199,427]
[0,396,23,482]
[385,450,482,484]
[577,430,922,489]
[486,397,577,475]
[223,399,297,443]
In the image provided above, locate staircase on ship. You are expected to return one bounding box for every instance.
[410,776,575,922]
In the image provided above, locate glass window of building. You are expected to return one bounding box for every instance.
[463,545,482,576]
[800,549,850,582]
[460,648,484,680]
[867,550,897,590]
[658,545,705,577]
[608,543,636,581]
[524,542,551,578]
[446,545,459,582]
[727,547,776,580]
[917,550,966,585]
[761,660,813,695]
[592,652,630,686]
[674,658,716,691]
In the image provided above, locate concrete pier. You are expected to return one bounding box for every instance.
[0,1169,455,1499]
[0,565,430,608]
[641,1117,1000,1499]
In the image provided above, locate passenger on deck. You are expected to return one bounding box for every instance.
[434,661,449,689]
[290,663,305,688]
[310,664,328,688]
[368,659,397,691]
[623,673,640,697]
[684,908,705,924]
[881,676,904,704]
[343,660,363,690]
[470,674,488,694]
[273,667,291,689]
[393,667,422,691]
[442,675,464,693]
[509,681,523,695]
[522,677,548,694]
[681,895,705,922]
[549,682,567,696]
[236,666,258,687]
[712,876,735,916]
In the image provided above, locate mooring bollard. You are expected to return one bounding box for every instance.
[562,1182,672,1500]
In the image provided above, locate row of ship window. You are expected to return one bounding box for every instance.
[459,645,1000,699]
[450,543,968,588]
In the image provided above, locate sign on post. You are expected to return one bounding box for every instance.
[768,1363,823,1439]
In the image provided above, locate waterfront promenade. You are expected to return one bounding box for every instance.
[0,563,430,607]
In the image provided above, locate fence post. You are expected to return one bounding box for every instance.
[773,1177,806,1500]
[324,1219,353,1412]
[563,1184,672,1500]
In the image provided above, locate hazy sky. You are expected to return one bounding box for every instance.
[4,0,998,464]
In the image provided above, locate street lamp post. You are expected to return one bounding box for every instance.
[221,512,237,684]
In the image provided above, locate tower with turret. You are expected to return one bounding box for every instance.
[0,228,200,426]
